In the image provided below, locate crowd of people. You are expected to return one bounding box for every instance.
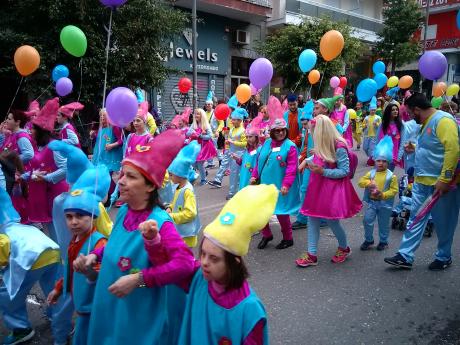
[0,85,459,345]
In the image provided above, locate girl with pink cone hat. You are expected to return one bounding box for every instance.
[250,95,283,144]
[24,100,40,134]
[23,98,69,236]
[330,92,353,148]
[56,102,84,147]
[123,105,154,158]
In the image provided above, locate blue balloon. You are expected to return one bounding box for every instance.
[372,61,386,75]
[52,65,69,82]
[356,78,378,102]
[298,49,317,73]
[373,73,388,89]
[457,10,460,30]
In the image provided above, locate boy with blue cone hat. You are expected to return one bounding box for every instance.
[208,108,248,200]
[358,135,399,251]
[47,165,111,345]
[0,188,70,345]
[362,96,382,166]
[167,141,202,247]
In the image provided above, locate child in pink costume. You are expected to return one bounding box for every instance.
[330,96,353,148]
[296,115,361,268]
[378,103,403,170]
[123,107,153,158]
[250,95,283,144]
[57,102,84,147]
[170,107,191,135]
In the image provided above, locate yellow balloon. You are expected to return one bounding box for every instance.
[320,30,344,62]
[387,76,399,88]
[433,82,447,97]
[348,109,357,120]
[446,83,460,97]
[235,84,251,104]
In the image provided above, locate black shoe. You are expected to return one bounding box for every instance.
[207,180,222,188]
[275,239,294,249]
[291,221,307,230]
[376,242,388,251]
[225,194,233,200]
[384,253,412,269]
[357,145,361,149]
[360,240,374,251]
[428,258,452,271]
[257,236,273,249]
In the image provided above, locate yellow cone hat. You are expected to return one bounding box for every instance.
[204,184,278,256]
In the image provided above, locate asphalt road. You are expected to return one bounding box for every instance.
[2,149,460,345]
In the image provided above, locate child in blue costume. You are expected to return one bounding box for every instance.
[250,118,300,250]
[167,141,202,247]
[0,188,69,345]
[233,127,261,190]
[362,96,382,166]
[47,165,111,345]
[138,184,277,345]
[73,129,196,345]
[358,136,399,251]
[292,103,314,230]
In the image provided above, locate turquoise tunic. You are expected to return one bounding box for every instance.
[257,139,300,215]
[92,126,123,172]
[87,205,186,345]
[178,269,268,345]
[239,147,261,190]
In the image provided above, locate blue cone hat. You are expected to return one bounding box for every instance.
[168,141,201,179]
[373,135,393,162]
[0,187,21,225]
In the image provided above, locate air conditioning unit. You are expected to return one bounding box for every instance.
[234,30,250,45]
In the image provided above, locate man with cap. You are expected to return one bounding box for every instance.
[384,92,460,270]
[283,94,303,147]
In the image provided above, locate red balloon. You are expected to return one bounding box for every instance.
[339,76,347,89]
[178,78,192,94]
[214,104,231,121]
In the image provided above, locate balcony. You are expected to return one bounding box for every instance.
[171,0,272,23]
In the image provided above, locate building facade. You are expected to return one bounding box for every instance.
[152,0,272,121]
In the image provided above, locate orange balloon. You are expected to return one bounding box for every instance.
[14,45,40,77]
[308,70,320,84]
[433,82,447,97]
[398,75,413,89]
[320,30,344,62]
[235,84,251,104]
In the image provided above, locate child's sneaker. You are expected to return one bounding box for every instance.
[331,247,351,263]
[376,242,388,251]
[3,328,35,345]
[295,253,318,267]
[360,240,374,251]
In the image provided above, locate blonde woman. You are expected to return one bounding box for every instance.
[296,115,361,268]
[187,108,217,185]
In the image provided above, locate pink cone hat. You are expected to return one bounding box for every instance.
[24,100,40,118]
[32,98,59,131]
[58,102,84,118]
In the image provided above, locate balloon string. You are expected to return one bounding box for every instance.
[102,8,113,108]
[73,58,85,131]
[443,94,454,114]
[33,82,53,102]
[292,76,303,93]
[5,77,24,119]
[317,62,328,99]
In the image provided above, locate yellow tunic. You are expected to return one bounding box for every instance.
[358,170,399,200]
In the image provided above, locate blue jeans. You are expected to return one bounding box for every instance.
[214,151,241,196]
[0,264,73,343]
[307,217,348,255]
[363,202,392,244]
[398,182,460,263]
[363,137,376,158]
[194,161,206,183]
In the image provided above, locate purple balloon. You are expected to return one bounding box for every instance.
[419,51,448,81]
[249,58,273,90]
[99,0,128,7]
[106,87,138,128]
[56,77,73,96]
[330,76,340,89]
[250,83,260,96]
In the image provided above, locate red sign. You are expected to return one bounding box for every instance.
[425,38,460,49]
[418,0,460,8]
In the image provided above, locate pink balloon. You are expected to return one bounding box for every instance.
[334,87,343,96]
[330,76,340,89]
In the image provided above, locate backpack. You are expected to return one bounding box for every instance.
[336,141,358,179]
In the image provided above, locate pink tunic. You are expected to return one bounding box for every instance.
[378,122,402,167]
[193,128,217,162]
[331,106,353,148]
[300,146,362,219]
[60,122,81,148]
[27,142,69,223]
[124,132,153,158]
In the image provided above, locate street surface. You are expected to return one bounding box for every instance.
[2,149,460,344]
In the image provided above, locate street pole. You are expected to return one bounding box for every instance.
[420,0,431,92]
[192,0,198,111]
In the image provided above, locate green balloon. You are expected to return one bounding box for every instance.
[60,25,87,57]
[431,96,443,109]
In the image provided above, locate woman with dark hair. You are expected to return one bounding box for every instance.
[378,103,403,170]
[249,118,300,250]
[23,98,68,233]
[74,130,196,345]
